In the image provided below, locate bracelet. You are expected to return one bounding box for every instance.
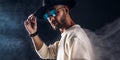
[30,31,38,37]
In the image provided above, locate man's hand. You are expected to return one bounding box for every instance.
[24,14,37,34]
[24,14,43,50]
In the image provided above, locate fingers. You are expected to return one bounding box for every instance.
[24,19,30,25]
[25,14,37,29]
[24,20,31,30]
[24,14,37,34]
[24,14,37,27]
[27,14,37,24]
[28,14,33,18]
[32,15,37,26]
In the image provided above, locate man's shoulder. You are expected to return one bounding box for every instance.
[69,24,83,34]
[67,24,81,32]
[65,24,83,37]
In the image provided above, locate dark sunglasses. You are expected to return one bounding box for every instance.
[43,9,57,20]
[43,7,64,20]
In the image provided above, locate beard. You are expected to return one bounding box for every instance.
[53,13,66,30]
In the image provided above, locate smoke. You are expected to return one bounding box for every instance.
[0,3,41,60]
[84,17,120,60]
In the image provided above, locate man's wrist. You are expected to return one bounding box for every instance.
[29,31,38,37]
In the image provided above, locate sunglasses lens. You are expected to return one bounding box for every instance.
[43,13,49,20]
[49,9,57,17]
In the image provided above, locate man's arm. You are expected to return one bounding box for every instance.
[24,14,43,50]
[31,35,43,50]
[24,14,58,59]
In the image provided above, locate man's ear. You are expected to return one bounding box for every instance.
[65,6,69,13]
[64,6,69,14]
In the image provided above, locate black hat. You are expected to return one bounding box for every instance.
[34,0,76,19]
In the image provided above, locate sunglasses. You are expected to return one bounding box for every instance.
[43,7,64,20]
[43,9,57,20]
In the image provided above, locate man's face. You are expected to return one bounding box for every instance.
[43,5,67,30]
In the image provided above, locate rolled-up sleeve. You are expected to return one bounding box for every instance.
[35,41,59,59]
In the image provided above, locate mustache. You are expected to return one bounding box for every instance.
[51,19,58,25]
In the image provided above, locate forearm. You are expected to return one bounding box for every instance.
[30,32,58,59]
[31,34,43,50]
[36,40,59,59]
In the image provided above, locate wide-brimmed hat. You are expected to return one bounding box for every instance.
[34,0,76,19]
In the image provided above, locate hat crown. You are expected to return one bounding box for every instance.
[43,0,67,6]
[42,0,76,9]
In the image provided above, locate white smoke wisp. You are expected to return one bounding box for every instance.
[84,17,120,60]
[84,28,103,60]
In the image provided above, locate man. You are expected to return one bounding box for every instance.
[24,0,94,60]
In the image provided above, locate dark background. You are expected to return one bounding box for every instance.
[0,0,120,60]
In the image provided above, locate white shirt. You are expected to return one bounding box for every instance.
[34,24,94,60]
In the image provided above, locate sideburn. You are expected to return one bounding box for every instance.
[55,9,67,30]
[59,11,67,28]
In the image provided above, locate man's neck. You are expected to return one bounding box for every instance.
[59,19,75,33]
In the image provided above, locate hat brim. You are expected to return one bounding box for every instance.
[34,6,47,19]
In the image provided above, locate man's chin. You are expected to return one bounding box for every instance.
[51,24,62,30]
[53,26,59,30]
[53,25,62,30]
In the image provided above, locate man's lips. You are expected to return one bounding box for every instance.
[52,20,58,26]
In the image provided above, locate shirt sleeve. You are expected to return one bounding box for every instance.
[68,37,90,60]
[35,41,59,59]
